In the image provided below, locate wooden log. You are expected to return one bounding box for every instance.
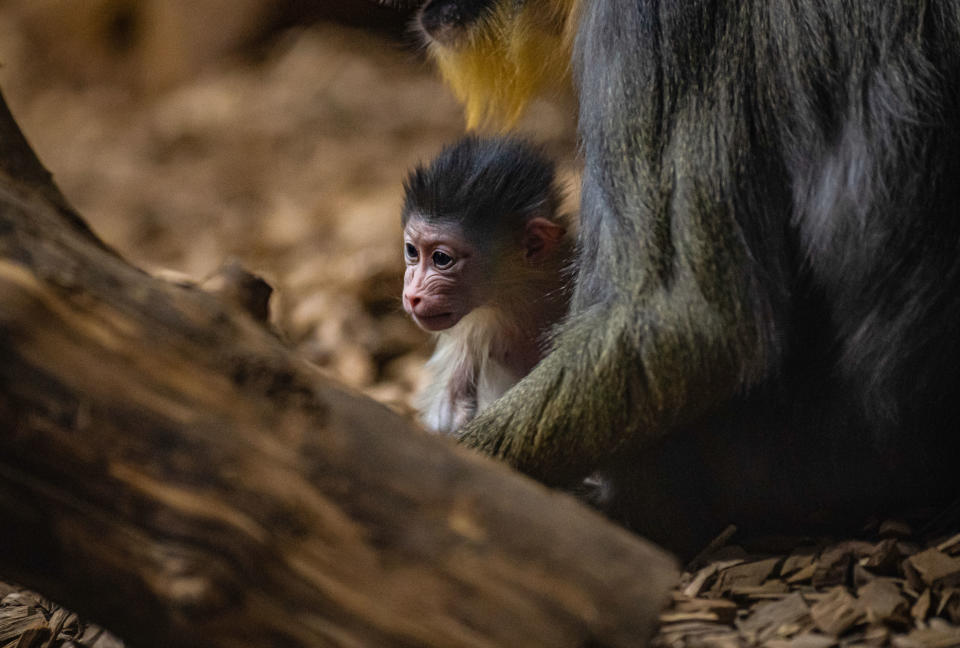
[0,89,678,648]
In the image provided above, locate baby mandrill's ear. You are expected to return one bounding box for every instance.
[522,217,566,263]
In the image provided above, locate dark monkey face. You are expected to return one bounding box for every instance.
[418,0,496,45]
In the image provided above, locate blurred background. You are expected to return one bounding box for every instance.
[0,0,576,414]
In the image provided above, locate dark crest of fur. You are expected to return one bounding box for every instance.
[402,136,563,245]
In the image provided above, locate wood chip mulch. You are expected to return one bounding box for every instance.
[3,521,960,647]
[654,522,960,648]
[0,585,121,648]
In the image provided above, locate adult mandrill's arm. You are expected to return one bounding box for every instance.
[459,0,793,486]
[457,237,779,487]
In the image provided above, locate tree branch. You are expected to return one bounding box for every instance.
[0,88,677,648]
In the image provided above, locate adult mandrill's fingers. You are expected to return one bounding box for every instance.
[456,418,501,453]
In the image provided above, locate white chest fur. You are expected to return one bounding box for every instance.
[416,306,526,435]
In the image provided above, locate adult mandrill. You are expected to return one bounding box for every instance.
[411,0,960,555]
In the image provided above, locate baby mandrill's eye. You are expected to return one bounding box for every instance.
[404,242,418,261]
[432,250,454,268]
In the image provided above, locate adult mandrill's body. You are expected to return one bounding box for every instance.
[416,0,960,555]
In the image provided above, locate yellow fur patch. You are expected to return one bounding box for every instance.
[428,0,580,130]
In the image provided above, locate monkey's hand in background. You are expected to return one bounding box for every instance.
[455,306,633,486]
[456,250,776,488]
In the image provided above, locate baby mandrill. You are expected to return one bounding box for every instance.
[401,135,574,435]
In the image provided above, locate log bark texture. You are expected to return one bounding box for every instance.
[0,89,678,648]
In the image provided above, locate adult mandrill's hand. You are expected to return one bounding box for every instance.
[453,299,724,489]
